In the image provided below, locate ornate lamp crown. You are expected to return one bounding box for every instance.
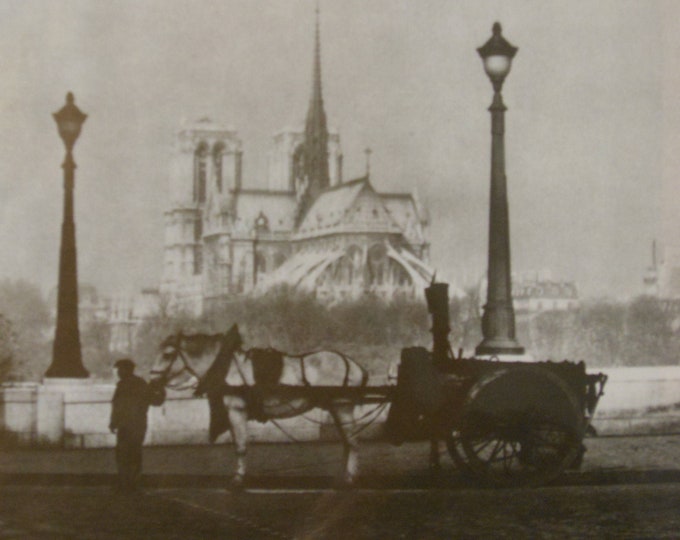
[477,23,518,90]
[53,92,87,151]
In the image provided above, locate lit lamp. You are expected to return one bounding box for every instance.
[475,23,524,356]
[45,92,89,378]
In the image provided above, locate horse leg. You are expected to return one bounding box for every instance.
[227,402,248,489]
[329,401,358,486]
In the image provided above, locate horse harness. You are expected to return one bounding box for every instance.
[156,333,360,404]
[151,336,203,390]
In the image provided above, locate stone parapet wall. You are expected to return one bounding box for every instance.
[590,366,680,435]
[1,366,679,448]
[591,366,680,411]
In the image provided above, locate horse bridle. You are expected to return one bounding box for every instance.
[150,333,203,390]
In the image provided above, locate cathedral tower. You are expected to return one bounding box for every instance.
[160,119,243,314]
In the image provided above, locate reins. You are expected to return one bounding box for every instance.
[151,334,203,390]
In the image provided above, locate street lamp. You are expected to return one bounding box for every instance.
[45,92,89,378]
[475,23,525,356]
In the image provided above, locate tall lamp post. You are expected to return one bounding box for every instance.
[475,23,524,356]
[45,92,89,378]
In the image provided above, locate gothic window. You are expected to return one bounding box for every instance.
[334,255,353,285]
[194,142,208,203]
[193,245,203,275]
[236,255,247,293]
[194,216,203,242]
[213,142,225,192]
[273,251,287,270]
[367,244,387,286]
[193,216,203,275]
[334,245,362,285]
[255,250,267,275]
[254,211,269,233]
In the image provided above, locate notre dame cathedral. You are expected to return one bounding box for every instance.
[159,12,432,315]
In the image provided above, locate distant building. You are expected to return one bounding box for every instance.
[48,284,160,355]
[642,240,680,313]
[107,289,160,354]
[513,274,579,313]
[47,283,108,329]
[160,13,431,315]
[643,240,680,299]
[479,271,579,315]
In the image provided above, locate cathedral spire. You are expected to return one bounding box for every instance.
[311,3,323,113]
[302,2,330,200]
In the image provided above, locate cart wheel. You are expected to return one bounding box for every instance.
[459,366,582,488]
[446,430,471,473]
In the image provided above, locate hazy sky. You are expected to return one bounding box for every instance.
[0,0,678,299]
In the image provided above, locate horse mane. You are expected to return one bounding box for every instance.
[193,324,243,397]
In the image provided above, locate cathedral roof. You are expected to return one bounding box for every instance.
[295,177,402,238]
[381,193,427,245]
[234,190,297,232]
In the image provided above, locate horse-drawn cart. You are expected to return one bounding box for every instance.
[150,282,606,489]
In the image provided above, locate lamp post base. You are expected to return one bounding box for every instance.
[44,365,89,378]
[475,338,525,357]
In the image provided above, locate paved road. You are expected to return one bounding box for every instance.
[1,483,679,539]
[2,434,680,480]
[1,435,679,538]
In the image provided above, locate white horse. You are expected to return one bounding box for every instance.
[149,324,368,488]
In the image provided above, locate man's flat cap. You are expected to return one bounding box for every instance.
[114,358,135,369]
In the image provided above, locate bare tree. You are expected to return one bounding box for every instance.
[0,279,51,381]
[0,314,15,382]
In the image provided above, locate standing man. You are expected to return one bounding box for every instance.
[109,358,150,493]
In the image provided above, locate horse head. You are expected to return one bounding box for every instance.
[150,331,200,391]
[149,324,244,395]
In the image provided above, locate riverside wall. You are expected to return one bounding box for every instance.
[1,366,679,448]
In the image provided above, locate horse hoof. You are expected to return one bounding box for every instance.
[334,476,356,490]
[228,475,245,493]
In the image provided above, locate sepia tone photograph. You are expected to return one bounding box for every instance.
[0,0,679,537]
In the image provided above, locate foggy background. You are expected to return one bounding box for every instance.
[0,0,677,299]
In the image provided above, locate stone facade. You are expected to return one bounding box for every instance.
[159,15,432,315]
[159,122,431,315]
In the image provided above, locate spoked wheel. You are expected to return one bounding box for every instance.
[459,367,583,488]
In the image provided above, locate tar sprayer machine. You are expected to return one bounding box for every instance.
[385,281,607,487]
